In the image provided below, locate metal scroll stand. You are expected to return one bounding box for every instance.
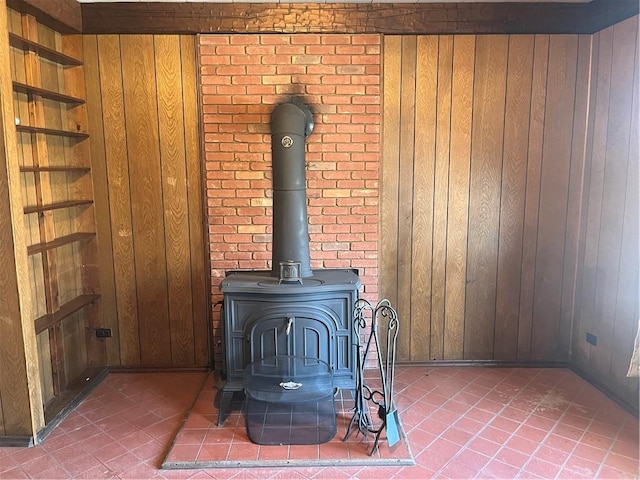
[343,299,400,456]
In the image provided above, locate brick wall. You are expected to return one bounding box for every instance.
[198,34,381,366]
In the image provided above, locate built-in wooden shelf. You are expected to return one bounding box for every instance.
[20,165,91,173]
[16,125,89,139]
[13,81,84,104]
[34,294,100,334]
[27,232,96,256]
[9,33,82,67]
[23,199,93,214]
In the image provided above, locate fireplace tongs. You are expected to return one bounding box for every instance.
[343,298,400,455]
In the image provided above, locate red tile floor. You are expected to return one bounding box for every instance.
[1,367,638,479]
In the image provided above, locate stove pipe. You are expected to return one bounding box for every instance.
[270,101,314,279]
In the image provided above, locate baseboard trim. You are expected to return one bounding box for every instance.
[0,367,108,448]
[108,365,210,374]
[395,360,571,368]
[0,435,34,447]
[569,365,639,418]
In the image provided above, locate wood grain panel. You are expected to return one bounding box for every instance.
[560,35,594,362]
[518,35,549,360]
[430,35,452,361]
[572,17,639,411]
[87,34,208,368]
[410,35,437,361]
[97,35,141,365]
[444,35,474,360]
[380,35,401,315]
[181,35,209,366]
[531,35,578,361]
[120,35,171,365]
[611,42,638,398]
[494,35,533,361]
[154,35,194,365]
[576,29,610,369]
[464,35,508,360]
[589,19,636,376]
[82,34,120,366]
[395,36,417,361]
[382,32,596,364]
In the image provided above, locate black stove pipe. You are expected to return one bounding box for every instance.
[270,101,314,279]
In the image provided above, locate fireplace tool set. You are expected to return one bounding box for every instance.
[344,298,401,455]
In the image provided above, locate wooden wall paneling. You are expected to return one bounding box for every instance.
[120,35,171,364]
[97,35,140,365]
[531,35,579,361]
[380,35,401,333]
[590,19,637,378]
[36,330,54,407]
[430,35,452,361]
[62,313,87,384]
[182,35,209,366]
[463,35,508,360]
[517,35,549,360]
[494,35,534,361]
[154,34,195,365]
[444,35,474,360]
[571,34,598,371]
[396,36,417,361]
[0,0,44,436]
[410,35,437,361]
[83,34,120,365]
[61,34,104,369]
[576,28,612,368]
[610,23,638,400]
[562,35,595,363]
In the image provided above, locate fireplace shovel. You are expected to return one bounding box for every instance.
[371,300,400,449]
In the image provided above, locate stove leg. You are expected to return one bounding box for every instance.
[217,390,234,426]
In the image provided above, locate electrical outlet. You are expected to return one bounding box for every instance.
[95,328,112,338]
[586,332,597,346]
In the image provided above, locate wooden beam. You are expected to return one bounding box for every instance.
[81,1,638,35]
[6,0,81,33]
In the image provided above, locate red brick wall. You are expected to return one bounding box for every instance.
[198,34,381,365]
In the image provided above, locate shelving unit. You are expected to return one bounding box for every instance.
[23,199,94,214]
[16,124,89,138]
[9,32,82,66]
[13,81,84,104]
[5,5,105,428]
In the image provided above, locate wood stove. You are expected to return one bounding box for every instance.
[217,101,361,425]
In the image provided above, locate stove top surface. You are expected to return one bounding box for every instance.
[221,269,360,294]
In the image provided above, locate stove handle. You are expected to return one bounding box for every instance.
[286,317,294,336]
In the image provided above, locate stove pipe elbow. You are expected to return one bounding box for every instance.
[270,102,314,279]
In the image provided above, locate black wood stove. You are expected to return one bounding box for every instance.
[217,101,361,426]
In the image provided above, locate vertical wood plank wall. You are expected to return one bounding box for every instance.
[83,34,209,368]
[382,33,591,363]
[572,17,639,410]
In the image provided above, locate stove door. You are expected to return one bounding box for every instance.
[247,309,334,369]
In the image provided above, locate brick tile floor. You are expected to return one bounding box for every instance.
[0,367,638,479]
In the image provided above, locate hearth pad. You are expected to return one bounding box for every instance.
[161,373,415,469]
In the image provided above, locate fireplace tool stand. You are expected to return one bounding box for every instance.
[343,298,400,455]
